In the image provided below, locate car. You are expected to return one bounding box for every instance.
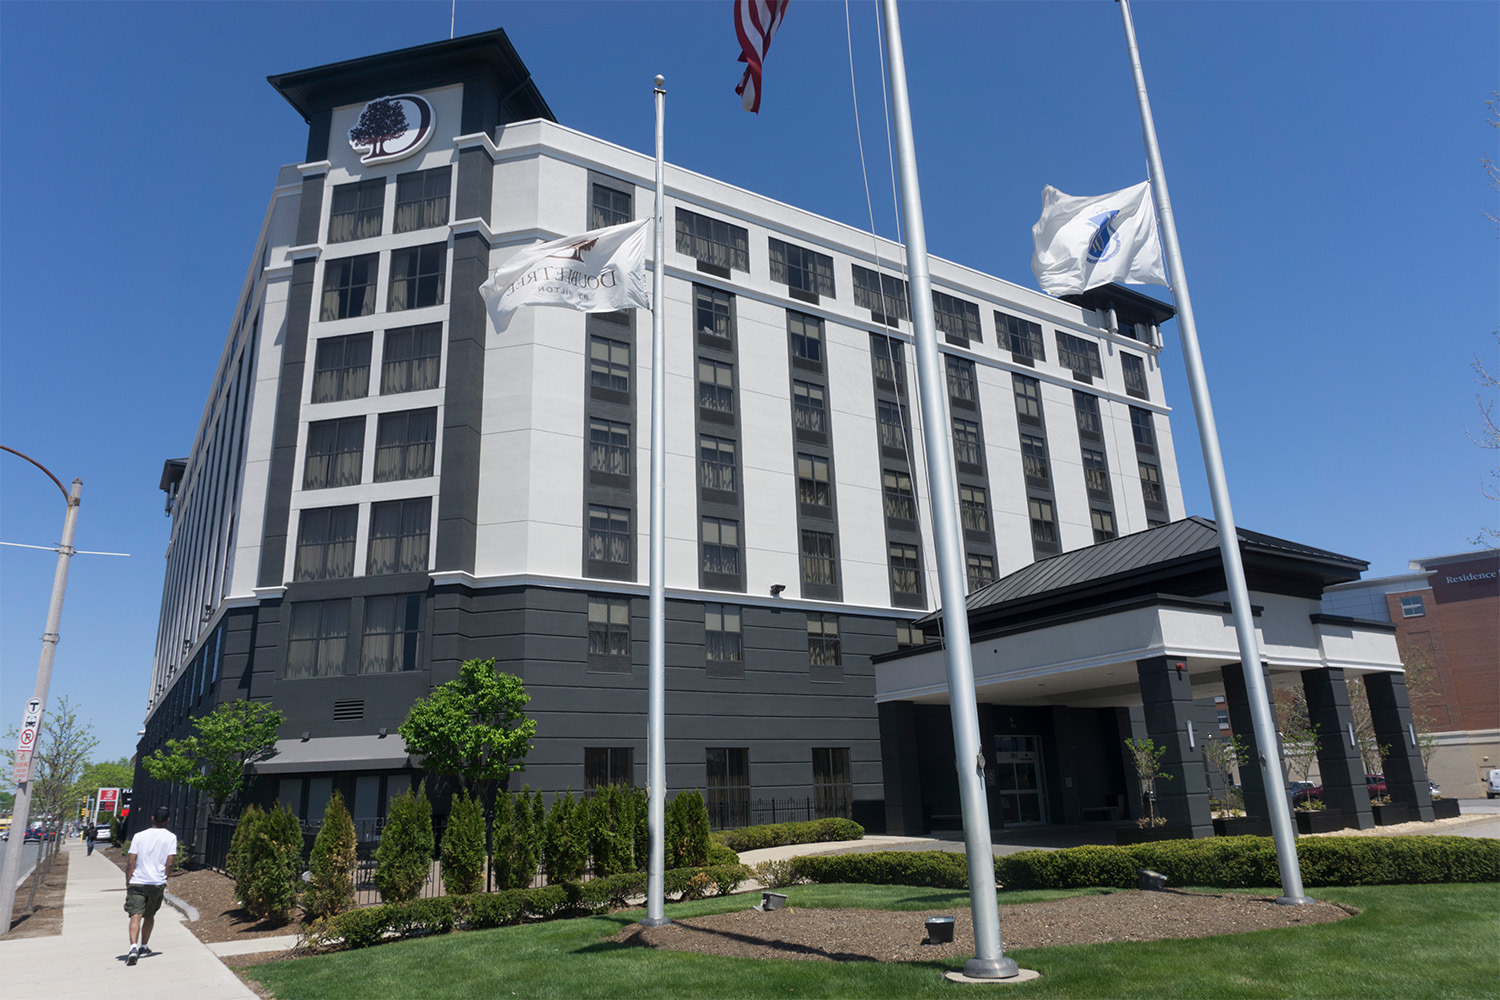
[1487,769,1500,799]
[1291,774,1387,806]
[22,828,42,843]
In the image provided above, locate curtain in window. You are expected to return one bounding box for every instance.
[361,597,397,674]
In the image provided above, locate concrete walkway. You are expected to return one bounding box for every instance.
[0,841,256,999]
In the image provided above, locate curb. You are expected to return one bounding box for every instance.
[166,890,200,922]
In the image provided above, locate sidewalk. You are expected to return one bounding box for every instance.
[0,841,257,999]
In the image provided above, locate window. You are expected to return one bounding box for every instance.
[792,380,827,434]
[360,594,423,673]
[896,623,926,648]
[1020,433,1050,484]
[1029,497,1059,549]
[699,435,737,493]
[807,613,841,665]
[883,469,915,520]
[701,517,741,577]
[889,543,922,598]
[1139,461,1165,507]
[947,356,976,403]
[952,417,982,467]
[967,552,995,591]
[381,323,442,394]
[698,358,735,415]
[590,334,631,394]
[800,530,837,587]
[797,453,831,508]
[1091,508,1117,543]
[998,311,1044,362]
[959,484,990,533]
[1130,407,1157,450]
[694,284,733,342]
[1399,595,1426,618]
[812,747,852,820]
[303,417,365,490]
[387,242,446,311]
[374,408,437,481]
[1075,392,1103,439]
[1122,352,1148,399]
[589,418,631,477]
[676,208,749,272]
[705,747,749,829]
[1056,332,1104,378]
[328,178,384,243]
[312,333,373,403]
[1082,448,1110,497]
[588,595,631,656]
[585,747,634,789]
[871,335,906,388]
[852,264,909,320]
[591,183,632,229]
[393,166,451,233]
[705,603,742,662]
[587,505,631,565]
[320,254,378,321]
[366,497,431,574]
[788,310,824,365]
[285,599,350,679]
[878,400,909,451]
[933,291,981,341]
[294,506,357,581]
[1013,374,1042,423]
[769,238,835,297]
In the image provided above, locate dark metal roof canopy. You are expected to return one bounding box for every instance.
[1060,282,1176,328]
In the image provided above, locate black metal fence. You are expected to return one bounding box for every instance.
[708,795,851,830]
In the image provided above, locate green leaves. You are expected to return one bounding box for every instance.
[142,699,284,814]
[397,659,536,797]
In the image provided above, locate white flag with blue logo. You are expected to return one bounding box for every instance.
[1030,182,1167,296]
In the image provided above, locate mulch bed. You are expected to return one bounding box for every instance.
[4,849,69,937]
[96,845,301,943]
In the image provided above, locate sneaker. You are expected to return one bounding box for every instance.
[126,947,139,966]
[138,946,155,958]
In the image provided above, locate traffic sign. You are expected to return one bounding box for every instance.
[17,726,37,752]
[22,698,42,727]
[13,750,32,784]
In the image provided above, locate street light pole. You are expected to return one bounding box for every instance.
[0,449,81,935]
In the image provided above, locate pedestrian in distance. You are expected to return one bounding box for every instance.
[85,822,97,856]
[124,806,177,966]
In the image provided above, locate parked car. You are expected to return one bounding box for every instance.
[1486,769,1500,799]
[22,827,43,843]
[1291,774,1387,806]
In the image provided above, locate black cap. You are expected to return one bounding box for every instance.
[153,806,170,823]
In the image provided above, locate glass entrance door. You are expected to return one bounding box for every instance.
[993,735,1047,824]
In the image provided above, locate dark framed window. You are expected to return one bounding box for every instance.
[1029,497,1059,549]
[871,334,906,389]
[1139,462,1165,507]
[388,242,447,312]
[799,530,837,587]
[303,417,365,490]
[797,453,831,508]
[320,254,378,321]
[590,334,631,393]
[294,506,357,582]
[889,543,922,598]
[587,505,631,565]
[769,238,835,298]
[812,747,852,819]
[328,178,385,243]
[1056,331,1104,378]
[952,417,982,467]
[1020,433,1050,484]
[366,498,431,575]
[381,323,442,394]
[701,517,741,576]
[1130,407,1157,450]
[312,333,372,403]
[1121,352,1149,399]
[585,747,634,789]
[360,594,424,673]
[852,264,909,321]
[933,291,981,341]
[998,311,1044,362]
[588,595,631,656]
[698,358,735,415]
[788,310,824,366]
[1091,508,1117,543]
[792,380,827,435]
[946,356,976,403]
[694,284,734,342]
[959,484,990,533]
[1075,392,1103,439]
[883,469,915,520]
[896,622,926,648]
[705,603,742,662]
[1082,448,1110,497]
[878,400,909,451]
[1399,595,1426,618]
[394,166,451,233]
[676,208,749,272]
[589,418,631,477]
[807,613,841,666]
[699,435,737,493]
[285,599,350,679]
[374,408,437,481]
[1013,374,1043,423]
[705,747,749,829]
[591,183,632,229]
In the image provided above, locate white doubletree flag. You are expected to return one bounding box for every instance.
[480,218,652,332]
[1030,181,1167,296]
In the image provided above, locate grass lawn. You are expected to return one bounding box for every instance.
[244,882,1500,999]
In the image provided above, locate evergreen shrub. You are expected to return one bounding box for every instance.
[375,783,434,903]
[241,803,303,923]
[665,790,712,868]
[713,817,864,853]
[305,791,358,921]
[792,850,969,889]
[441,792,486,896]
[542,790,587,884]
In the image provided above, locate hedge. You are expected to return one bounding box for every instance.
[712,818,864,853]
[792,851,969,889]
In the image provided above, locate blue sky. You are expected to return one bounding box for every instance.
[1,1,1494,767]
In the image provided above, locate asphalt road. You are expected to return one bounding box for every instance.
[0,839,44,885]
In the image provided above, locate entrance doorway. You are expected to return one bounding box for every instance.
[993,735,1047,824]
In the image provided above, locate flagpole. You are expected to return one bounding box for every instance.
[641,72,671,928]
[880,0,1017,979]
[1117,0,1309,905]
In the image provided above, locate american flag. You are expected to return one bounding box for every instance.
[734,0,789,114]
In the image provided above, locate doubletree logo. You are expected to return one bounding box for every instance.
[348,94,434,164]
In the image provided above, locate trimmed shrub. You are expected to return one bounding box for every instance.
[226,804,262,887]
[572,871,648,910]
[513,787,541,887]
[305,791,357,921]
[441,792,486,896]
[793,850,970,889]
[467,889,529,929]
[707,842,740,866]
[753,858,803,889]
[307,904,390,950]
[663,863,755,899]
[376,783,434,903]
[386,896,458,937]
[491,788,518,888]
[241,803,303,923]
[665,790,712,869]
[714,818,864,853]
[586,784,641,877]
[542,790,588,884]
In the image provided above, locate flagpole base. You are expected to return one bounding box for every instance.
[639,916,671,927]
[1275,895,1316,906]
[964,956,1021,980]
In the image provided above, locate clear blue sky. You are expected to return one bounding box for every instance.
[2,1,1494,767]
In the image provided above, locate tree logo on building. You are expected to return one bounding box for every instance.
[1086,209,1123,264]
[348,94,435,165]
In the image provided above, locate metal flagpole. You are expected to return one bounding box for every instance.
[879,0,1017,978]
[1117,0,1309,905]
[641,72,671,928]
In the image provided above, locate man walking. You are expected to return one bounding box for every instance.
[124,806,177,966]
[85,821,97,856]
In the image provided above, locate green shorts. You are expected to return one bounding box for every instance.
[124,883,166,918]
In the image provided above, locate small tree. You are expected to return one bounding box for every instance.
[1124,737,1172,828]
[542,790,587,884]
[1201,736,1248,816]
[305,792,357,921]
[141,699,284,815]
[375,783,433,903]
[665,790,711,868]
[3,696,98,836]
[491,788,519,889]
[440,791,485,896]
[226,804,263,889]
[1276,690,1322,802]
[240,803,302,924]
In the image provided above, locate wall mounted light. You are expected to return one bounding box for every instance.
[769,584,786,597]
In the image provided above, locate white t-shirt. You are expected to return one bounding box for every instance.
[129,827,178,886]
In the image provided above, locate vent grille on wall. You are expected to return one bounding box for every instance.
[332,699,365,722]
